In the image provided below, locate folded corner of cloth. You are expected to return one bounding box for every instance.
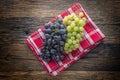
[25,2,105,76]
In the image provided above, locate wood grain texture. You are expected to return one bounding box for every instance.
[0,0,120,80]
[0,71,120,80]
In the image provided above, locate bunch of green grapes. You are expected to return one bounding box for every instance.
[63,12,87,54]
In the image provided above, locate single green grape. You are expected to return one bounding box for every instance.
[67,15,72,20]
[79,12,84,18]
[79,19,85,27]
[65,43,69,48]
[67,20,71,25]
[63,16,68,25]
[73,40,77,44]
[79,27,84,32]
[67,26,72,32]
[67,33,72,38]
[74,44,79,49]
[71,22,76,29]
[73,27,79,32]
[68,39,72,44]
[75,17,79,23]
[71,13,76,18]
[82,17,87,22]
[80,31,84,37]
[76,33,81,39]
[70,45,74,50]
[76,39,80,43]
[72,32,77,36]
[71,36,75,40]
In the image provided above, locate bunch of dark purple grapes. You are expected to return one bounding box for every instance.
[40,18,67,62]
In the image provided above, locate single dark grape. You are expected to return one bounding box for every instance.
[58,17,62,23]
[60,55,64,60]
[59,29,66,35]
[52,39,56,45]
[47,39,52,45]
[60,47,64,52]
[62,34,67,40]
[53,45,58,49]
[45,34,50,39]
[44,23,50,29]
[55,55,60,61]
[41,48,46,53]
[60,41,64,46]
[46,28,51,34]
[39,54,43,59]
[60,24,65,29]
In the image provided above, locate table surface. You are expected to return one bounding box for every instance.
[0,0,120,80]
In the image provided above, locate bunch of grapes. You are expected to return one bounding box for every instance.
[63,12,87,53]
[40,18,67,62]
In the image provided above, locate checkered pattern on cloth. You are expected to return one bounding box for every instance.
[26,3,105,76]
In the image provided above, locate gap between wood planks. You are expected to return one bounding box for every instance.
[0,71,119,76]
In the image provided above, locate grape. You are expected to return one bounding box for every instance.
[75,17,79,23]
[67,39,72,44]
[47,39,52,45]
[63,16,68,25]
[52,39,56,45]
[45,34,50,39]
[79,12,84,18]
[60,24,65,29]
[67,26,72,32]
[72,32,77,36]
[80,32,84,37]
[67,15,72,20]
[70,45,74,50]
[67,20,71,25]
[55,55,60,61]
[44,23,50,29]
[72,40,77,44]
[71,36,75,40]
[54,22,60,27]
[57,35,62,41]
[58,17,62,23]
[53,45,58,49]
[59,29,66,34]
[67,33,72,38]
[79,27,84,32]
[79,19,86,27]
[63,12,86,54]
[39,54,43,59]
[82,17,87,22]
[74,44,79,49]
[45,28,51,34]
[65,43,69,48]
[76,34,81,39]
[71,22,76,28]
[41,18,66,62]
[76,39,79,43]
[50,49,55,55]
[60,55,64,60]
[73,27,78,32]
[60,41,64,46]
[71,13,76,18]
[62,34,67,40]
[60,47,64,52]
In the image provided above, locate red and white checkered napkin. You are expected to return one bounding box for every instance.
[26,3,105,76]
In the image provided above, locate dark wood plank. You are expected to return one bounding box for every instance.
[0,71,120,80]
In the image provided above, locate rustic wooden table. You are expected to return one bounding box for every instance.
[0,0,120,80]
